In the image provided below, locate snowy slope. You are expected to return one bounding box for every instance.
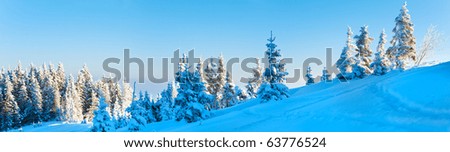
[148,62,450,132]
[14,62,450,132]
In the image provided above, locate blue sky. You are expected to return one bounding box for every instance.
[0,0,449,93]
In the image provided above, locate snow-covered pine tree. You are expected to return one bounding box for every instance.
[258,31,289,102]
[336,27,357,81]
[14,73,29,123]
[0,76,21,131]
[41,72,56,121]
[62,75,83,123]
[55,63,66,95]
[47,63,62,121]
[126,99,146,131]
[220,72,238,108]
[174,59,210,123]
[76,65,98,122]
[203,55,226,109]
[386,2,417,70]
[141,91,156,123]
[37,64,48,90]
[96,77,111,107]
[156,82,175,121]
[121,81,133,118]
[353,25,374,78]
[235,86,249,101]
[108,80,127,127]
[305,66,315,85]
[245,58,263,98]
[25,66,43,125]
[371,30,391,75]
[91,98,115,132]
[321,67,332,82]
[195,60,214,111]
[214,55,226,106]
[12,62,25,102]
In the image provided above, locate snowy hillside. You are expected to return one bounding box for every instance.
[13,61,450,132]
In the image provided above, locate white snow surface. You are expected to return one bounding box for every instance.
[12,62,450,132]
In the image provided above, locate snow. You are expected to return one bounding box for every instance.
[11,62,450,132]
[9,121,91,132]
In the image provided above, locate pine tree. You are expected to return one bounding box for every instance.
[321,68,332,82]
[14,73,29,123]
[220,72,238,108]
[0,77,21,131]
[174,61,210,123]
[371,30,392,75]
[258,31,289,102]
[11,62,31,123]
[37,64,48,90]
[305,67,315,85]
[25,67,43,125]
[203,55,226,109]
[246,58,263,98]
[54,63,66,120]
[122,81,133,117]
[156,82,175,121]
[41,73,56,121]
[386,2,417,70]
[126,99,146,131]
[108,80,125,127]
[47,64,63,121]
[141,91,156,123]
[76,65,98,122]
[62,75,83,123]
[12,62,25,102]
[55,63,66,94]
[91,98,115,132]
[336,27,357,81]
[235,86,249,101]
[353,25,374,78]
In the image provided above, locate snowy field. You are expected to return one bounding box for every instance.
[12,62,450,132]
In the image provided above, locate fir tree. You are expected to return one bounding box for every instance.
[321,68,332,82]
[62,75,83,123]
[41,73,56,121]
[141,91,156,123]
[235,86,249,101]
[353,25,374,78]
[386,2,417,70]
[0,77,21,131]
[371,30,392,75]
[91,98,115,132]
[15,75,29,122]
[76,65,98,122]
[258,31,289,102]
[305,67,315,85]
[48,65,62,117]
[156,82,175,121]
[220,72,238,108]
[126,99,147,131]
[121,81,133,117]
[174,60,210,123]
[246,58,263,98]
[336,27,357,81]
[25,67,43,125]
[203,55,226,109]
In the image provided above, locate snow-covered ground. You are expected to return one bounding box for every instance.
[13,62,450,132]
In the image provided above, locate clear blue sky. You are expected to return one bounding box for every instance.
[1,0,449,93]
